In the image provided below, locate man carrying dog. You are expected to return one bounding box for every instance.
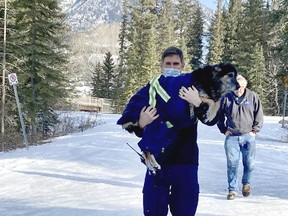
[217,75,264,200]
[117,46,239,215]
[137,47,205,216]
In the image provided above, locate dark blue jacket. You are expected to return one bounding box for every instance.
[117,74,217,165]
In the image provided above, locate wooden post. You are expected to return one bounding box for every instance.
[1,0,8,152]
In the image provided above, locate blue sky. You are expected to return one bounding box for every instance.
[199,0,217,10]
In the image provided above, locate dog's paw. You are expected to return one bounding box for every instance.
[190,104,195,119]
[142,152,161,175]
[201,98,220,122]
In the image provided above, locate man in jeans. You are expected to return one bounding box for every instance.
[217,75,264,200]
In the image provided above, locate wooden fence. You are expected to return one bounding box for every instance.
[73,96,114,113]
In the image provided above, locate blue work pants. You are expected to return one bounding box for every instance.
[142,164,199,216]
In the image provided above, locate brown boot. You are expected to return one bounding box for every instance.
[242,184,251,197]
[227,191,237,200]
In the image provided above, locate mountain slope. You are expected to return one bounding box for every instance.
[60,0,214,31]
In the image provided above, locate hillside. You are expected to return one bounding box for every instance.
[60,0,213,32]
[60,0,214,91]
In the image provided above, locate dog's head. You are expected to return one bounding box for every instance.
[192,63,239,101]
[213,63,240,97]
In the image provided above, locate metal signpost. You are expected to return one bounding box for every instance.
[8,73,29,149]
[282,76,288,128]
[283,88,287,128]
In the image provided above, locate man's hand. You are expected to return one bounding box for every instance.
[225,131,231,136]
[142,152,161,175]
[179,86,202,107]
[249,131,256,136]
[138,106,159,128]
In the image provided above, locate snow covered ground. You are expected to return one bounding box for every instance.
[0,114,287,216]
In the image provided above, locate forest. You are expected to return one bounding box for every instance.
[0,0,287,150]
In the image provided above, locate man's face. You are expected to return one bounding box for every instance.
[161,54,184,71]
[234,84,246,97]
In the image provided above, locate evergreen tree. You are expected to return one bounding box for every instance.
[276,0,288,114]
[222,0,242,64]
[261,0,282,115]
[186,3,204,70]
[91,62,105,98]
[175,0,194,71]
[234,0,268,108]
[277,0,288,82]
[157,0,177,53]
[8,0,70,141]
[0,0,25,150]
[124,0,159,100]
[0,1,4,64]
[207,0,225,64]
[118,0,129,69]
[102,52,116,99]
[114,0,129,112]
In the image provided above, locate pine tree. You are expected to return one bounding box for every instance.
[157,0,177,53]
[261,0,282,115]
[118,0,129,69]
[102,51,116,99]
[222,0,242,64]
[0,1,4,63]
[91,62,105,98]
[277,0,288,82]
[186,3,204,70]
[114,0,129,112]
[234,0,268,108]
[175,0,194,71]
[124,0,159,100]
[207,0,225,64]
[276,0,288,115]
[8,0,70,141]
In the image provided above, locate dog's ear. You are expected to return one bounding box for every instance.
[213,63,238,77]
[212,65,222,77]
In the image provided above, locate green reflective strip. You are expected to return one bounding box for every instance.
[149,86,156,107]
[149,77,158,107]
[153,79,171,102]
[148,76,174,128]
[166,121,173,128]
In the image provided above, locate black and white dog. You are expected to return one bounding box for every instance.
[117,63,239,173]
[188,63,240,122]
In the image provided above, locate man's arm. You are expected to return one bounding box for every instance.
[216,96,227,134]
[252,93,264,133]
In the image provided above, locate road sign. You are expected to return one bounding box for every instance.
[8,73,18,85]
[7,73,29,149]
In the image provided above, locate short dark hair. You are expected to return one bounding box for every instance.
[161,46,184,63]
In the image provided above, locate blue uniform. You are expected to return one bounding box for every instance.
[117,74,217,216]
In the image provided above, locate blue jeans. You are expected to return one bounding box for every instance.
[224,133,256,192]
[142,164,199,216]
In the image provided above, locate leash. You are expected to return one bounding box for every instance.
[126,142,145,160]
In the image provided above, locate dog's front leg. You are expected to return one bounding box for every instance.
[201,98,220,122]
[142,152,161,175]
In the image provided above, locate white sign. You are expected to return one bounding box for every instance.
[8,73,18,85]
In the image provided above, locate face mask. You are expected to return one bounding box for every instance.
[162,68,181,77]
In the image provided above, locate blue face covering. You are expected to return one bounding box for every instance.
[162,68,181,77]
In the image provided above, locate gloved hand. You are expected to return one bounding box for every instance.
[142,152,161,175]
